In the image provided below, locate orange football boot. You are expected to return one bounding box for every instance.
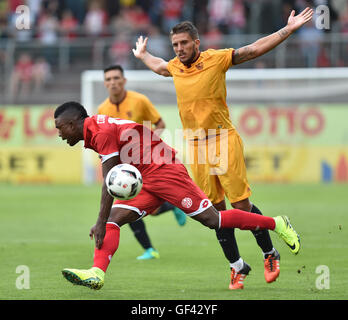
[229,262,251,290]
[264,249,280,283]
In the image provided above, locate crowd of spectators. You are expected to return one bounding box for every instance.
[8,52,51,101]
[1,0,348,96]
[1,0,347,41]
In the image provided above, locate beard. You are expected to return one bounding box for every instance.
[181,47,199,67]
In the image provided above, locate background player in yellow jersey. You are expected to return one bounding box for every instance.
[133,8,313,289]
[98,65,187,260]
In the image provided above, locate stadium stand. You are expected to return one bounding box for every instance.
[0,0,348,104]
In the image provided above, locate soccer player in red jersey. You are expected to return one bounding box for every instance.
[55,101,300,290]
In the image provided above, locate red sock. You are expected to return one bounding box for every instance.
[220,209,275,231]
[93,223,120,272]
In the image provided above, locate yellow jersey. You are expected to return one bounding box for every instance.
[167,48,235,139]
[97,90,161,125]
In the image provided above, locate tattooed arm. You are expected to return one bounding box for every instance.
[232,7,313,65]
[232,26,291,65]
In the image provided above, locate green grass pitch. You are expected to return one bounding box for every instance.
[1,183,347,300]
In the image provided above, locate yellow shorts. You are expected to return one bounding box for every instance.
[188,129,251,204]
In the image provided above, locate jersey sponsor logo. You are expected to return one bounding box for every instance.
[181,197,193,208]
[107,117,135,125]
[195,62,203,70]
[199,199,211,211]
[97,115,106,124]
[201,200,209,208]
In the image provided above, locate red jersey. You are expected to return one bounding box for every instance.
[83,115,176,174]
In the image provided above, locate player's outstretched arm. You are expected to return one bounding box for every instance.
[133,35,171,77]
[232,7,313,65]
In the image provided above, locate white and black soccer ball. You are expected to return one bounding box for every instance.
[105,164,143,200]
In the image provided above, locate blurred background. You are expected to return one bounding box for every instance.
[0,0,347,185]
[1,0,348,104]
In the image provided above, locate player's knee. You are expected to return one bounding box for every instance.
[231,198,252,212]
[108,207,140,227]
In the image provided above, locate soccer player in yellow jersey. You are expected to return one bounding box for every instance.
[98,65,187,260]
[133,8,313,289]
[98,65,165,131]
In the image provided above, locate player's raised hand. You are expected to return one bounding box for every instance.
[286,7,314,33]
[132,35,148,59]
[132,35,170,76]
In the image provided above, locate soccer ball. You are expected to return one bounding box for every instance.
[105,164,143,200]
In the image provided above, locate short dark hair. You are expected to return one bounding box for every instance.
[54,101,89,120]
[103,65,124,75]
[170,21,199,40]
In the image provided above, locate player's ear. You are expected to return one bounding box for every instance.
[194,38,200,48]
[68,119,77,131]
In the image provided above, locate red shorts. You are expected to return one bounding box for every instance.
[113,162,212,218]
